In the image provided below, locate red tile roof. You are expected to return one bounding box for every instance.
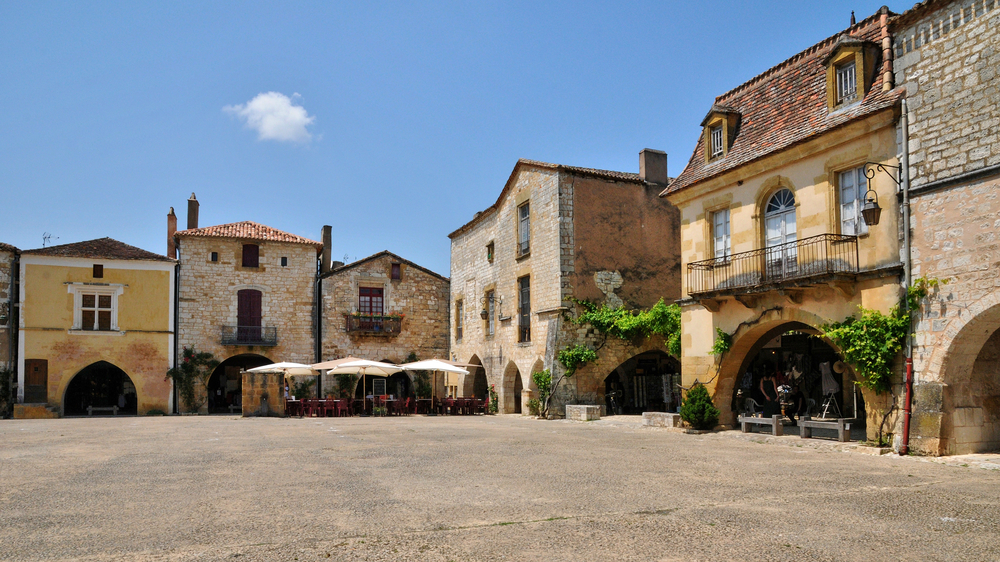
[175,221,322,248]
[21,238,174,262]
[663,7,904,196]
[449,159,645,239]
[0,242,19,254]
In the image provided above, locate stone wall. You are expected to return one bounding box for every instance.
[319,252,449,392]
[241,371,285,417]
[893,0,1000,187]
[177,236,318,366]
[0,249,15,372]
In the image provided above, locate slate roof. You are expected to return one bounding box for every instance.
[0,242,19,254]
[663,7,904,196]
[21,237,175,262]
[449,158,645,239]
[322,250,449,282]
[175,221,323,248]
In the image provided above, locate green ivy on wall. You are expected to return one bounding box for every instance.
[820,277,943,394]
[568,297,682,358]
[557,344,599,376]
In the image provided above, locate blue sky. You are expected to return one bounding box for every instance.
[1,1,900,275]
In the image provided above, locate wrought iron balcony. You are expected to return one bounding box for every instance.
[220,325,278,346]
[344,314,402,335]
[687,233,858,297]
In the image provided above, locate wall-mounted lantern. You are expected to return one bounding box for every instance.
[480,294,502,319]
[862,162,902,227]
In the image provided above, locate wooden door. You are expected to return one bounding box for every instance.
[237,289,262,343]
[24,359,48,403]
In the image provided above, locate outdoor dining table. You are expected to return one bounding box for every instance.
[415,398,433,414]
[286,399,301,416]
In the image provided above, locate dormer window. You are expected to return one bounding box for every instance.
[823,35,877,111]
[836,61,857,104]
[710,126,724,159]
[701,105,740,163]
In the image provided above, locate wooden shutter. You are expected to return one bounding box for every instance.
[24,359,48,403]
[237,289,262,342]
[242,244,259,268]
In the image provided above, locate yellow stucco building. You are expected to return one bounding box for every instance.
[663,8,906,438]
[17,238,175,417]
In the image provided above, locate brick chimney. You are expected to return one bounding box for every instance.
[321,225,332,274]
[167,207,177,259]
[187,193,199,230]
[639,149,668,185]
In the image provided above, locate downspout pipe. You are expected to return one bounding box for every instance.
[172,245,181,414]
[900,98,913,455]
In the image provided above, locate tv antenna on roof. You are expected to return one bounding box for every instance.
[42,232,58,248]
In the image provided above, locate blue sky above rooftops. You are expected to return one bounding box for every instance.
[1,1,900,276]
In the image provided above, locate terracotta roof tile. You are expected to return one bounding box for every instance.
[21,238,174,262]
[664,8,904,195]
[175,221,322,248]
[0,242,19,254]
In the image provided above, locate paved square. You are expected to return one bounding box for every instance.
[2,415,999,561]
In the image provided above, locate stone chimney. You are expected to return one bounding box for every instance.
[321,225,332,274]
[639,149,668,185]
[187,193,199,230]
[167,207,177,259]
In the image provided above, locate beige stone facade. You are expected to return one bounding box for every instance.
[318,251,449,396]
[0,244,19,415]
[449,156,681,415]
[664,10,905,438]
[175,228,321,412]
[894,0,1000,454]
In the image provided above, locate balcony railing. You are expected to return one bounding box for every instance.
[344,314,402,335]
[221,325,278,346]
[687,233,858,296]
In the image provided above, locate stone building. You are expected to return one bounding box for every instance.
[1,242,20,416]
[15,238,176,418]
[172,195,322,413]
[449,154,681,415]
[662,7,905,438]
[318,250,450,398]
[892,0,1000,454]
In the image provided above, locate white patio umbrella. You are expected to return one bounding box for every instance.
[325,360,403,404]
[398,359,469,405]
[246,362,317,377]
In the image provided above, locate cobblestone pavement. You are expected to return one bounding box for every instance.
[2,414,998,561]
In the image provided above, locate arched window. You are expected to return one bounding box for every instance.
[764,189,797,278]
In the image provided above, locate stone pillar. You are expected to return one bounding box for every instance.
[241,371,286,417]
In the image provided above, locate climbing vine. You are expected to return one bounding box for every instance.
[820,276,944,394]
[557,344,599,376]
[568,297,682,357]
[711,327,733,356]
[165,347,220,413]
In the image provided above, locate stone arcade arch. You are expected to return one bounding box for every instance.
[64,361,137,416]
[462,355,488,399]
[601,350,678,415]
[207,353,271,413]
[502,361,522,414]
[926,295,1000,454]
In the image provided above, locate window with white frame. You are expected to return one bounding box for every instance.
[836,61,857,105]
[710,125,724,158]
[712,209,731,259]
[68,284,124,332]
[839,166,869,236]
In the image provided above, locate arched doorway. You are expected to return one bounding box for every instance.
[502,361,522,414]
[602,351,678,415]
[462,355,487,399]
[207,353,270,413]
[64,361,137,416]
[728,324,863,433]
[387,372,412,399]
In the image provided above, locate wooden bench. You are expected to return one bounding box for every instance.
[87,406,118,416]
[738,415,783,436]
[798,417,851,442]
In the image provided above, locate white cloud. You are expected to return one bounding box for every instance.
[224,92,315,143]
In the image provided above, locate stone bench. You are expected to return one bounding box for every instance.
[565,405,601,421]
[642,412,683,428]
[228,404,242,414]
[87,406,119,416]
[798,417,851,442]
[738,415,783,436]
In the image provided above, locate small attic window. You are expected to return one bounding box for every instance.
[710,126,724,159]
[836,61,857,104]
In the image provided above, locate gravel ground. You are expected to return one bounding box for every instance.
[1,414,998,561]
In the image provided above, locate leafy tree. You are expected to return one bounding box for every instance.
[679,383,720,430]
[165,347,220,413]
